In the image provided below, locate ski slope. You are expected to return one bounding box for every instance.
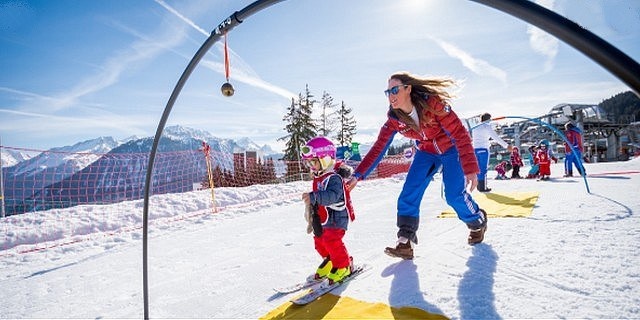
[1,159,639,319]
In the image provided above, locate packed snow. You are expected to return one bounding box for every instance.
[1,159,639,319]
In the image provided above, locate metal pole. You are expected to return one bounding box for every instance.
[141,1,285,319]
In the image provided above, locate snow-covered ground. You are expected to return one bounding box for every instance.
[1,158,639,319]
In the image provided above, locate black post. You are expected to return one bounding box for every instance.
[141,1,285,319]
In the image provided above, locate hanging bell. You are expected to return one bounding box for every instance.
[221,82,234,97]
[221,82,235,97]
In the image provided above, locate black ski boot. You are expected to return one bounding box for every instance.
[478,180,492,192]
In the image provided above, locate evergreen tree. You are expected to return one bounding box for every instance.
[318,91,339,137]
[300,84,318,142]
[335,100,357,147]
[279,85,318,161]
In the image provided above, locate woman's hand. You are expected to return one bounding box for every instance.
[465,173,478,192]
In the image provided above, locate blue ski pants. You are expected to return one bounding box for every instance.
[396,148,482,244]
[564,151,585,175]
[474,148,489,182]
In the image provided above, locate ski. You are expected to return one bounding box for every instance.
[273,274,324,294]
[290,264,371,305]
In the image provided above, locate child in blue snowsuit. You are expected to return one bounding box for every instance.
[526,145,539,179]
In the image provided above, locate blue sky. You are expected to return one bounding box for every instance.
[1,0,638,151]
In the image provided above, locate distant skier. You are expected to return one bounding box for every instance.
[300,136,355,284]
[563,122,586,177]
[535,139,557,180]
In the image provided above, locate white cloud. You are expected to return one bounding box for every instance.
[430,37,507,84]
[154,0,210,37]
[0,108,146,134]
[527,0,559,72]
[31,19,188,113]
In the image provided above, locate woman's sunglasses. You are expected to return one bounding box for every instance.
[384,85,407,97]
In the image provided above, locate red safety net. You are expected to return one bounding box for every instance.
[1,145,411,254]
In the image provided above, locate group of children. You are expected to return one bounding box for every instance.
[494,139,559,181]
[494,121,586,181]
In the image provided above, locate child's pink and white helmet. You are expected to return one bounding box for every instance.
[301,136,336,171]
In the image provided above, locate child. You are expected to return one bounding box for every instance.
[301,136,355,284]
[495,161,509,180]
[535,139,557,180]
[526,145,539,179]
[510,147,524,179]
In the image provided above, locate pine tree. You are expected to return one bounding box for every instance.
[278,85,318,161]
[279,85,318,180]
[300,84,318,142]
[318,91,339,137]
[335,100,357,147]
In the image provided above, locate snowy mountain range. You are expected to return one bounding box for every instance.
[0,125,279,168]
[1,125,282,216]
[0,147,35,168]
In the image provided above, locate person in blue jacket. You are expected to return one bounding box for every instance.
[563,122,586,177]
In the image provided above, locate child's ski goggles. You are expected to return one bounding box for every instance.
[300,145,314,157]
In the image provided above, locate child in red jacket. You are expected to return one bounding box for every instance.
[535,139,557,180]
[495,161,509,180]
[510,147,524,179]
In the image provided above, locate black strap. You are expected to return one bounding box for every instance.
[311,203,323,237]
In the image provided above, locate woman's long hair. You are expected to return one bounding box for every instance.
[389,71,456,131]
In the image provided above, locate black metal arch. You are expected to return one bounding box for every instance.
[141,0,640,318]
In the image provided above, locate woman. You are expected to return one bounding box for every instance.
[348,72,488,260]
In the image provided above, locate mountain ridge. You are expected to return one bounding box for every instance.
[1,125,281,168]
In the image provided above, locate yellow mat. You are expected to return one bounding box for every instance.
[261,294,448,320]
[438,191,539,218]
